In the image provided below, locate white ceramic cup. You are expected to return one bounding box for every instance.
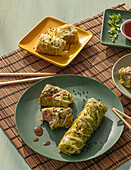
[120,19,131,41]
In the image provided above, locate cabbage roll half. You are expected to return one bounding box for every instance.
[55,24,79,45]
[41,107,73,130]
[36,33,68,55]
[58,98,108,155]
[119,66,131,88]
[39,84,74,107]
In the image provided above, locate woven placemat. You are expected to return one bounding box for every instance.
[0,3,131,170]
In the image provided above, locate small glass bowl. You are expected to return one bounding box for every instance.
[120,19,131,41]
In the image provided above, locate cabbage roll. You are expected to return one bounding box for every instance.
[36,33,68,55]
[55,24,79,44]
[39,84,74,107]
[41,107,73,130]
[119,66,131,88]
[58,98,108,155]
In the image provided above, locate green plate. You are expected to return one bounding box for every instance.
[101,9,131,48]
[15,75,124,162]
[112,53,131,99]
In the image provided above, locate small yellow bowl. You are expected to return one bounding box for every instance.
[18,16,93,67]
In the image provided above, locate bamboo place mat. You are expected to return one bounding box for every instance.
[0,3,131,170]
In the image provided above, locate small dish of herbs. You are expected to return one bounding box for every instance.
[100,9,131,48]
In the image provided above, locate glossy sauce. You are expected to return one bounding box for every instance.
[33,137,39,142]
[34,126,43,136]
[125,22,131,38]
[43,141,51,146]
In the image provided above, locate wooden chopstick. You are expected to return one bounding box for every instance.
[0,72,56,76]
[112,108,131,130]
[112,108,131,120]
[0,76,52,86]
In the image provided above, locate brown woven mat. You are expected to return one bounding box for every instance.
[0,3,131,170]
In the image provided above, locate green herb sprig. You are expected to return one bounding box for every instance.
[108,13,121,43]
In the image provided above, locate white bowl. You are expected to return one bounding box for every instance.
[120,19,131,41]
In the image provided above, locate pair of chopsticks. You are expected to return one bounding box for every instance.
[112,107,131,130]
[0,72,56,86]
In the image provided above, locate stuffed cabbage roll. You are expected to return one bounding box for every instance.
[39,84,74,107]
[55,24,79,44]
[41,107,73,130]
[119,66,131,88]
[36,33,68,55]
[58,98,108,155]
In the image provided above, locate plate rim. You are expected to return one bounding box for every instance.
[100,9,131,48]
[112,53,131,99]
[18,16,93,67]
[15,74,124,162]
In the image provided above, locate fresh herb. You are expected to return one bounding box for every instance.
[108,13,121,43]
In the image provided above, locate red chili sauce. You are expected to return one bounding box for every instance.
[34,126,43,136]
[125,22,131,38]
[43,141,51,146]
[33,137,39,142]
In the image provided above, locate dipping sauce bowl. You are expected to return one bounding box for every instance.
[120,19,131,41]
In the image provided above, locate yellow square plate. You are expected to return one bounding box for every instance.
[18,16,93,67]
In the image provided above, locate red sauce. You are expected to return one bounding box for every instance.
[33,137,39,142]
[34,126,43,136]
[125,22,131,38]
[43,141,51,146]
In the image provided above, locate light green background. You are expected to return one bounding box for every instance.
[0,0,131,170]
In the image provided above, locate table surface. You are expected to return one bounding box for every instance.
[0,1,131,170]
